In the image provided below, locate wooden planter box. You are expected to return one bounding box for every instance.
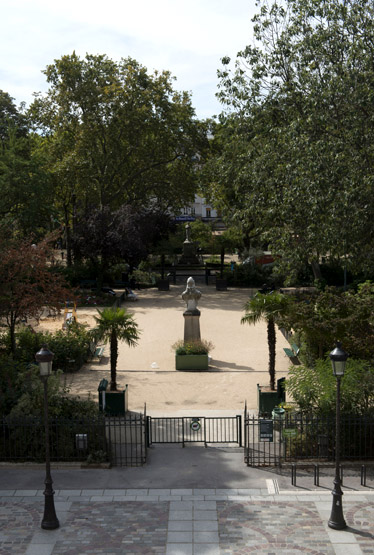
[175,354,209,371]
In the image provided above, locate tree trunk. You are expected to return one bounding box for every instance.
[63,205,73,267]
[310,259,322,281]
[220,245,225,278]
[267,318,276,390]
[161,253,165,280]
[110,330,118,391]
[9,317,16,355]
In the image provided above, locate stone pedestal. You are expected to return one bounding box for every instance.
[183,310,201,342]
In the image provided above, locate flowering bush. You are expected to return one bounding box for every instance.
[172,339,214,356]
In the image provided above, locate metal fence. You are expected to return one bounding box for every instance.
[147,415,242,447]
[0,413,147,467]
[244,412,374,467]
[282,413,374,462]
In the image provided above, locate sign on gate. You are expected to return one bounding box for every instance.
[190,418,201,432]
[259,419,273,442]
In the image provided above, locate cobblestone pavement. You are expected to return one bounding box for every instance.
[1,489,373,554]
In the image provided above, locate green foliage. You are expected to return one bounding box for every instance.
[208,0,374,280]
[1,359,98,419]
[279,283,374,362]
[94,307,140,390]
[86,450,108,464]
[130,269,160,287]
[0,355,23,415]
[241,292,290,327]
[30,53,208,214]
[224,262,281,288]
[242,291,291,389]
[0,324,91,373]
[172,339,214,355]
[286,358,374,416]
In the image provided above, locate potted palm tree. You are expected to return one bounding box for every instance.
[94,307,140,415]
[241,291,289,414]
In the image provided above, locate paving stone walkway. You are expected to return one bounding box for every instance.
[1,489,373,554]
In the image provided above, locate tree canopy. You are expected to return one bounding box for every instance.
[30,53,208,212]
[208,0,374,280]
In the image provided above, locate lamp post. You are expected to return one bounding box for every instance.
[328,341,348,530]
[35,345,59,530]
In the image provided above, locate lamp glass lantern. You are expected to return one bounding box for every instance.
[35,345,54,376]
[329,342,348,377]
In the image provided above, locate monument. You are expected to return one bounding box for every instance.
[178,223,200,265]
[182,277,201,342]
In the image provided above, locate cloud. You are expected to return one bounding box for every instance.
[1,0,256,118]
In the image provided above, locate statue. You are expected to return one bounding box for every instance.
[184,223,192,243]
[178,223,200,265]
[182,277,201,314]
[182,277,201,341]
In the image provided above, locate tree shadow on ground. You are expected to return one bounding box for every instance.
[209,360,268,372]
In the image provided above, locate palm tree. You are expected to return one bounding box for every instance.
[241,291,290,390]
[94,307,140,391]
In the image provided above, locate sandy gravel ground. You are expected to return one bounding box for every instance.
[36,285,292,414]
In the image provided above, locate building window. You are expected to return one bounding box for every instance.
[206,207,211,218]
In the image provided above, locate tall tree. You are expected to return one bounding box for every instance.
[72,204,172,288]
[0,91,53,235]
[210,0,374,281]
[30,53,209,263]
[94,307,140,391]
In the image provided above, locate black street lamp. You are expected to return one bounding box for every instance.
[328,341,348,530]
[35,345,59,530]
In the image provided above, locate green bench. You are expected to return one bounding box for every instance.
[94,346,104,363]
[284,343,300,359]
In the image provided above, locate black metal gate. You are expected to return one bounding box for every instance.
[244,414,283,466]
[147,415,242,447]
[106,414,147,467]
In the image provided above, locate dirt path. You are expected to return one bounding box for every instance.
[42,285,292,414]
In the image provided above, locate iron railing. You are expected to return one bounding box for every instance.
[244,411,374,467]
[147,415,242,447]
[0,413,147,467]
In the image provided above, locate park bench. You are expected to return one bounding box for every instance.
[124,287,138,301]
[93,346,104,363]
[284,343,300,359]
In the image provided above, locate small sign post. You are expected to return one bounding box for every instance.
[259,419,274,442]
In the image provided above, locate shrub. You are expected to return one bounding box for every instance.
[0,355,24,415]
[286,358,374,416]
[7,324,91,372]
[172,339,214,355]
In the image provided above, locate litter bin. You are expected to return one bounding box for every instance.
[272,407,286,420]
[272,406,285,431]
[98,379,108,412]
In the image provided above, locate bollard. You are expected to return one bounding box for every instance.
[291,464,297,486]
[314,464,320,487]
[339,464,343,486]
[361,465,367,487]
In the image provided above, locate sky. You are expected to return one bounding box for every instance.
[1,0,257,120]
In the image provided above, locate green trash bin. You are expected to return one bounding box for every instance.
[98,379,108,412]
[272,406,286,431]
